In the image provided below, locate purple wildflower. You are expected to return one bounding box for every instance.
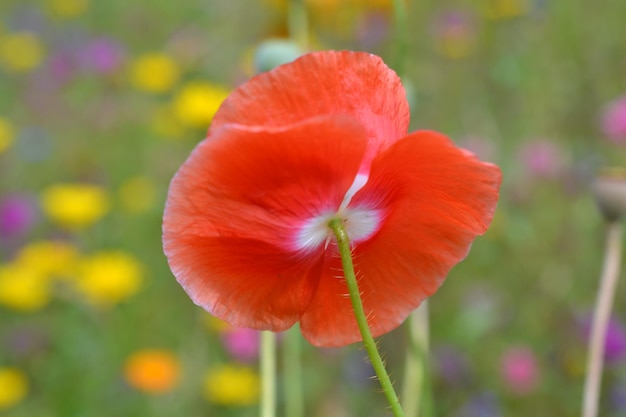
[221,327,260,363]
[0,194,37,238]
[78,37,126,74]
[601,95,626,144]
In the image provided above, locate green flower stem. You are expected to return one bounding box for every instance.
[260,331,277,417]
[582,221,623,417]
[284,326,304,417]
[328,218,406,417]
[392,0,408,75]
[288,0,308,50]
[402,302,433,417]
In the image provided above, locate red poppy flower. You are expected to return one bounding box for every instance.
[163,51,501,347]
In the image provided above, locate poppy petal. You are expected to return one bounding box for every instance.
[300,131,501,346]
[211,50,410,170]
[163,116,368,330]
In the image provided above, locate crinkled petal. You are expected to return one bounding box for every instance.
[163,115,368,330]
[300,131,502,346]
[211,50,410,171]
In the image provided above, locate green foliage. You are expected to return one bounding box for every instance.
[1,0,626,416]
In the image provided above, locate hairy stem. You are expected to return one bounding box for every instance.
[328,218,405,417]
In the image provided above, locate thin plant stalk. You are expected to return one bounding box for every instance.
[402,301,432,417]
[260,331,277,417]
[284,326,304,417]
[328,218,406,417]
[392,0,408,75]
[282,3,307,417]
[582,221,623,417]
[288,0,308,50]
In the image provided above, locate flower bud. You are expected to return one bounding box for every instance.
[253,39,303,74]
[592,168,626,222]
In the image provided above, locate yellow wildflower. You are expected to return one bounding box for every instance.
[124,349,181,394]
[203,365,260,406]
[307,0,395,10]
[0,117,14,154]
[14,240,78,279]
[306,0,341,10]
[40,183,109,229]
[267,0,394,10]
[364,0,394,8]
[74,251,142,306]
[172,81,229,128]
[130,53,180,93]
[0,31,45,73]
[0,368,28,410]
[0,264,51,312]
[46,0,89,18]
[118,176,157,213]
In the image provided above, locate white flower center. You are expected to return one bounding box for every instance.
[293,173,379,251]
[295,206,382,251]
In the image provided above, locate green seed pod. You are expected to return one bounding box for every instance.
[592,168,626,222]
[253,39,304,74]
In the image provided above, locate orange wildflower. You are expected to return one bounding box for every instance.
[124,349,180,394]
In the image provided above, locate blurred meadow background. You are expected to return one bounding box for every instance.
[2,0,626,416]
